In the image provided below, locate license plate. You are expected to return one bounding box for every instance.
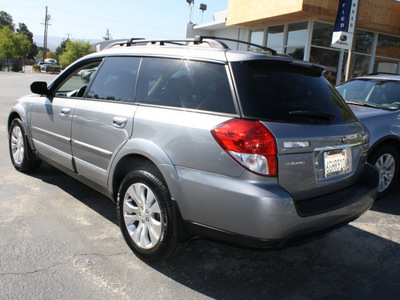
[324,149,351,178]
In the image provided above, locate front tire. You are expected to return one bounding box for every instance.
[369,144,399,199]
[8,119,41,172]
[117,168,187,262]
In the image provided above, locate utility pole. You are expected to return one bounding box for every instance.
[42,6,51,61]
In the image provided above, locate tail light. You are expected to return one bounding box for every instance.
[211,119,277,176]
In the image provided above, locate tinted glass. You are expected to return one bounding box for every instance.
[312,22,334,48]
[136,58,236,114]
[54,61,101,97]
[86,57,140,102]
[232,60,356,124]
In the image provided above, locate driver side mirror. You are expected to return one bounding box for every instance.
[30,81,49,95]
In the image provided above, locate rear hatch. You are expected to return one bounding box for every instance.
[231,59,369,200]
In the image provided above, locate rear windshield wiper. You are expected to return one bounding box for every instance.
[345,100,382,109]
[289,110,335,121]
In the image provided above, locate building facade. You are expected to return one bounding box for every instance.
[187,0,400,84]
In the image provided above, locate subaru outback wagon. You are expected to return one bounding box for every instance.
[8,36,378,261]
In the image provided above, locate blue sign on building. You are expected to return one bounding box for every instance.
[331,0,359,49]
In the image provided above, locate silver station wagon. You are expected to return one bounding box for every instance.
[8,36,378,261]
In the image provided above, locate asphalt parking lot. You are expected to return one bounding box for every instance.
[1,68,399,299]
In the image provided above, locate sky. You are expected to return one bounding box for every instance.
[1,0,228,48]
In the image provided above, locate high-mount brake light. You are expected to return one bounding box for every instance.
[211,119,277,176]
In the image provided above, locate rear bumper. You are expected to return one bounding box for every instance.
[175,164,378,247]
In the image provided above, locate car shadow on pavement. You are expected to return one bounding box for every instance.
[147,226,400,299]
[27,162,400,298]
[370,185,400,216]
[29,162,118,225]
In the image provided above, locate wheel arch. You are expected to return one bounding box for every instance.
[369,136,400,157]
[8,109,36,152]
[108,139,182,203]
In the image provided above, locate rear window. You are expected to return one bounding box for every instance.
[232,60,356,124]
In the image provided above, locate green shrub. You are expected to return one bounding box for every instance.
[45,65,62,73]
[11,61,22,72]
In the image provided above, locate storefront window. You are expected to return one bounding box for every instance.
[250,30,264,47]
[312,22,334,48]
[350,53,371,78]
[373,57,400,74]
[340,53,371,81]
[286,22,307,59]
[376,34,400,59]
[266,25,284,53]
[355,30,374,54]
[310,46,340,85]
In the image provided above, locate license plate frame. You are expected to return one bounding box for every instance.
[324,148,352,178]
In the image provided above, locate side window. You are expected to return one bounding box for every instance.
[136,58,236,114]
[86,57,140,102]
[54,61,101,97]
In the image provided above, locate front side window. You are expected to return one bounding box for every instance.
[54,61,101,97]
[136,58,236,114]
[86,57,140,102]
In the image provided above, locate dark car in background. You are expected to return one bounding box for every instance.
[336,73,400,198]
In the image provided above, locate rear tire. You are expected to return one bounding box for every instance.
[368,144,399,199]
[8,119,41,172]
[117,167,187,262]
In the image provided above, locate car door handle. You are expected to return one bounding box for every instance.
[113,117,128,128]
[60,108,71,116]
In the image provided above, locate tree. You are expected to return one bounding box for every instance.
[46,51,57,60]
[36,50,44,60]
[30,43,38,60]
[59,40,94,68]
[0,26,31,70]
[55,39,69,58]
[103,29,112,41]
[16,23,33,41]
[0,11,14,31]
[16,22,37,59]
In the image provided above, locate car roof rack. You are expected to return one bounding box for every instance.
[105,35,277,55]
[193,36,277,55]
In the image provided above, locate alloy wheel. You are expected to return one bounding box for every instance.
[122,182,163,249]
[11,126,25,166]
[375,153,395,193]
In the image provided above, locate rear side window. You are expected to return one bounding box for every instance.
[232,60,356,124]
[86,57,140,102]
[136,58,236,114]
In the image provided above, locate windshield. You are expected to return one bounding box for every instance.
[232,60,356,124]
[336,79,400,110]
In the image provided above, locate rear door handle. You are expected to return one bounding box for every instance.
[61,108,71,117]
[113,117,128,128]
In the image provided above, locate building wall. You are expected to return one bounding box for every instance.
[227,0,400,35]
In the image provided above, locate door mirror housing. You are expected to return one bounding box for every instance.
[30,81,49,95]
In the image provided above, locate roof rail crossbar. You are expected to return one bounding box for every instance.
[104,36,277,55]
[194,35,277,55]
